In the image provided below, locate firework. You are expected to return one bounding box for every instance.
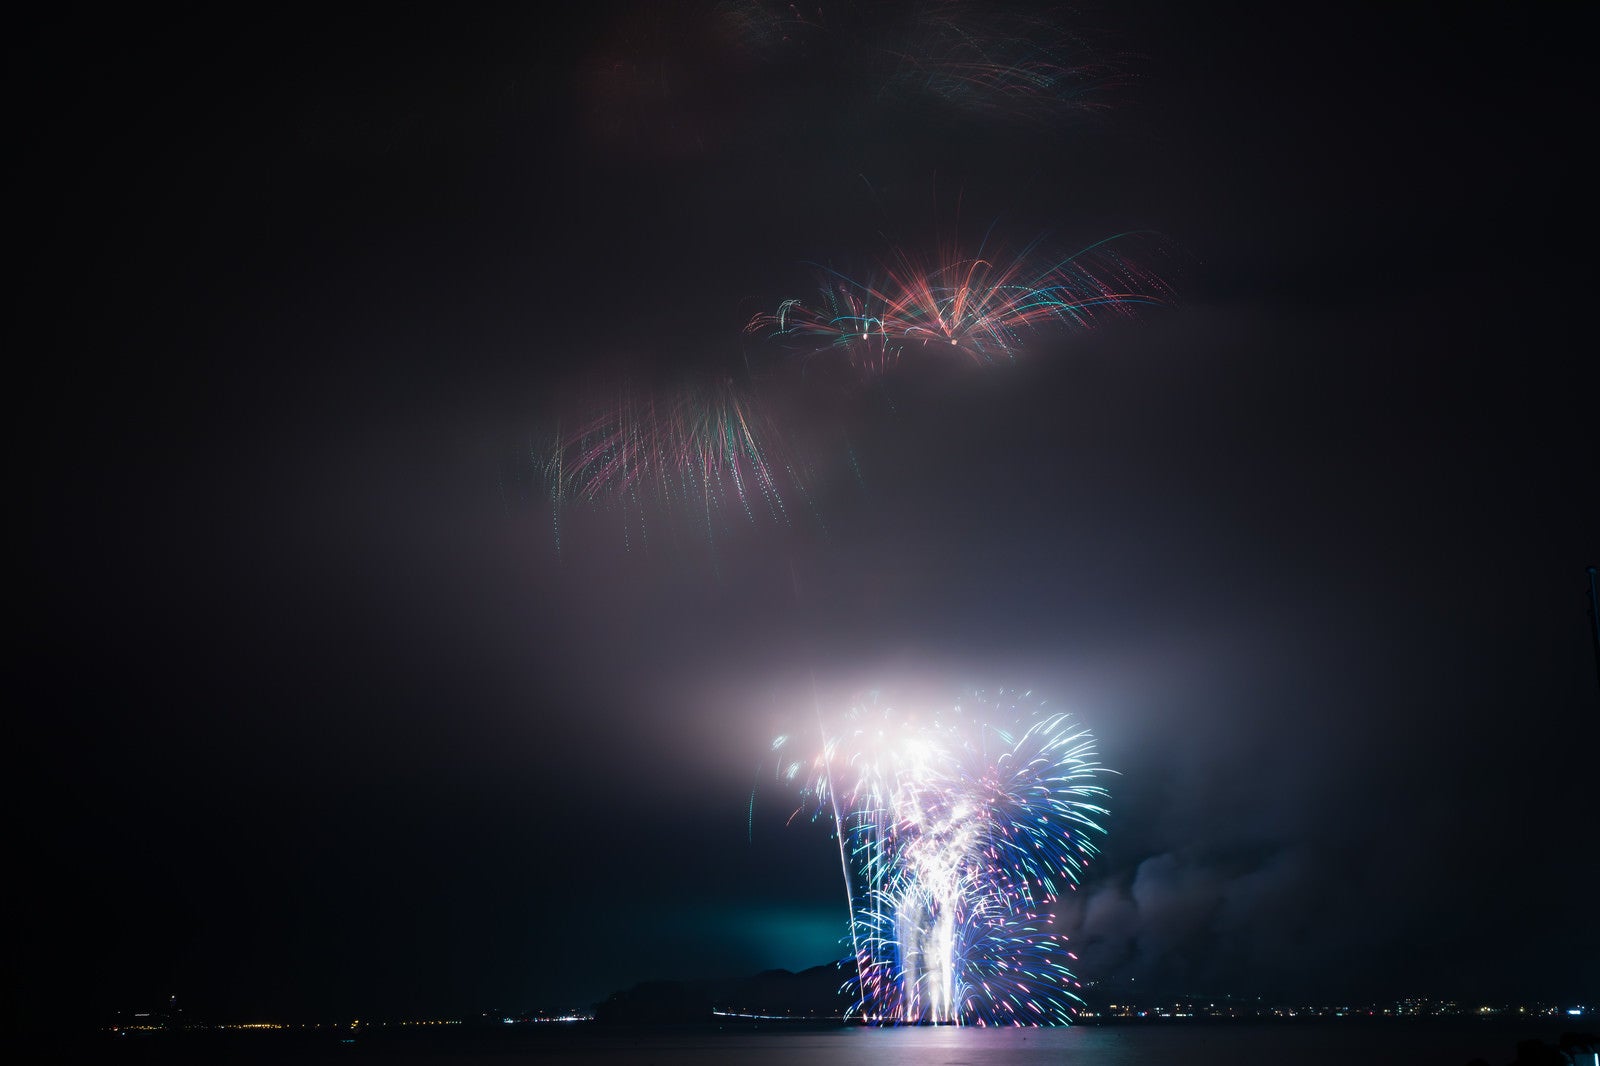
[746,231,1172,378]
[714,0,834,62]
[878,1,1132,125]
[529,374,818,556]
[778,688,1110,1024]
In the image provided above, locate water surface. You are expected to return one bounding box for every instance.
[82,1019,1589,1065]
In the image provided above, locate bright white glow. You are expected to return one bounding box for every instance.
[797,691,1110,1024]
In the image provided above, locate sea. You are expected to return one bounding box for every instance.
[55,1019,1596,1066]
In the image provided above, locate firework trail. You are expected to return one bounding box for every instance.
[529,374,819,557]
[877,1,1133,125]
[746,230,1172,378]
[712,0,1132,124]
[714,0,835,62]
[775,688,1111,1024]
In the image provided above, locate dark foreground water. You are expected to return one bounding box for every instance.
[34,1020,1595,1066]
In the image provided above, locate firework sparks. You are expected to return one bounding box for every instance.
[746,231,1172,378]
[779,688,1111,1025]
[878,1,1133,125]
[528,375,819,556]
[714,0,1132,125]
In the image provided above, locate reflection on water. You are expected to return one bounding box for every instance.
[94,1020,1585,1066]
[438,1021,1580,1066]
[588,1024,1574,1062]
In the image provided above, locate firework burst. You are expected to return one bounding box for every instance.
[746,231,1172,379]
[528,374,819,556]
[777,688,1111,1024]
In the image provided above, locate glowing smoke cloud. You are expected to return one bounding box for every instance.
[779,688,1110,1024]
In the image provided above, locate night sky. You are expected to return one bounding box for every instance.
[16,1,1596,1029]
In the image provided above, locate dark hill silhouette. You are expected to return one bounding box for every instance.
[714,963,853,1018]
[595,961,855,1025]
